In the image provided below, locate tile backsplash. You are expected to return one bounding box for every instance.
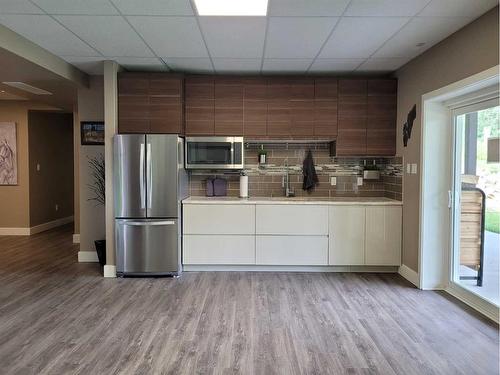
[189,143,402,200]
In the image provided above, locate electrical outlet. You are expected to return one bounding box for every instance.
[36,163,40,172]
[330,176,337,186]
[55,204,59,211]
[411,163,417,174]
[357,177,363,186]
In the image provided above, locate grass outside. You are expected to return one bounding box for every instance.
[486,210,500,233]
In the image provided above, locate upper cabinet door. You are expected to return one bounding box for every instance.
[337,81,367,156]
[214,77,244,136]
[243,77,267,137]
[118,73,183,134]
[366,79,397,156]
[185,76,215,136]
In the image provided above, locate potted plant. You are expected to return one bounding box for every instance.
[88,153,106,266]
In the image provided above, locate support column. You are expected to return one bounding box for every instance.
[103,61,119,278]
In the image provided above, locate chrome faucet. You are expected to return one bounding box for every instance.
[283,160,295,197]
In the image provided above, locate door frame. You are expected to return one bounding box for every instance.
[419,66,499,322]
[449,98,499,305]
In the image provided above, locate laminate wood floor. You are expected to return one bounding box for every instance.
[0,225,498,375]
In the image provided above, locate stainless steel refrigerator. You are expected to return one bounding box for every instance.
[114,134,188,276]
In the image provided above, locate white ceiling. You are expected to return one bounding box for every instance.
[0,0,497,75]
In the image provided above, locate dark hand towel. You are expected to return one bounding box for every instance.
[302,150,319,192]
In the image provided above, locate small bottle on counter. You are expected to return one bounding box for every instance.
[239,171,249,198]
[258,145,267,165]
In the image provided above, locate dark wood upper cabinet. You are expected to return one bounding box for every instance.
[339,79,367,96]
[118,73,183,134]
[185,76,215,135]
[367,79,397,96]
[214,77,244,136]
[336,78,396,156]
[366,79,397,155]
[119,73,397,154]
[315,78,338,100]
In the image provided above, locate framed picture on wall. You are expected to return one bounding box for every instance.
[0,122,18,185]
[81,121,104,145]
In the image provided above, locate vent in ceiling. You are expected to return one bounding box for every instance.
[1,82,52,95]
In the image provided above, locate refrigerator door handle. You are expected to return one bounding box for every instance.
[139,143,145,209]
[147,143,152,209]
[122,220,176,226]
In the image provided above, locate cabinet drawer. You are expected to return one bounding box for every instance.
[183,204,255,234]
[183,235,255,264]
[256,236,328,265]
[256,205,328,235]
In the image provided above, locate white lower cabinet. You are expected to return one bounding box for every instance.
[182,202,401,267]
[365,206,402,266]
[256,205,328,235]
[256,236,328,265]
[329,206,365,265]
[183,235,255,264]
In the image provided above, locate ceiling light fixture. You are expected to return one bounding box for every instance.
[194,0,268,16]
[2,82,52,95]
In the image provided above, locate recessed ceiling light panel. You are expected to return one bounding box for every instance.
[2,82,52,95]
[194,0,268,16]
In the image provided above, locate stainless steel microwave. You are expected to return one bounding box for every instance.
[185,137,244,170]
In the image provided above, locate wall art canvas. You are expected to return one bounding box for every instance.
[0,122,17,185]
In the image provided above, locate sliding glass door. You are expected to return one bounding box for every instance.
[451,98,499,306]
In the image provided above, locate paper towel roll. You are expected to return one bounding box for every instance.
[239,175,248,198]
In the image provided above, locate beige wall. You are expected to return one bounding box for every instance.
[0,101,30,228]
[28,111,74,227]
[78,75,105,253]
[395,7,499,272]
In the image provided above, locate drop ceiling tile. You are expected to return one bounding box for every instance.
[62,56,104,74]
[319,17,409,58]
[199,17,266,58]
[128,16,208,58]
[356,57,410,71]
[268,0,350,16]
[265,17,338,59]
[164,57,213,73]
[374,16,473,58]
[114,57,168,71]
[111,0,194,16]
[213,58,262,73]
[309,58,365,72]
[420,0,498,18]
[262,59,312,73]
[32,0,119,15]
[0,14,99,56]
[345,0,430,16]
[0,0,43,14]
[55,15,153,57]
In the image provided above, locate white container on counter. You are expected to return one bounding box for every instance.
[239,173,249,198]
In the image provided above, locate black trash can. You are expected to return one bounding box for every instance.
[94,240,106,266]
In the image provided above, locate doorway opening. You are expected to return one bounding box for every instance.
[452,101,499,306]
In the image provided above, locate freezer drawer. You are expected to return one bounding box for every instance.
[116,219,180,275]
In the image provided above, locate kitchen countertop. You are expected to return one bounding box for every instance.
[182,196,402,206]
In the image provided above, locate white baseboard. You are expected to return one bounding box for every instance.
[78,251,99,262]
[445,283,499,324]
[398,264,420,288]
[104,265,116,278]
[183,265,399,272]
[30,216,74,235]
[0,227,30,236]
[73,234,80,244]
